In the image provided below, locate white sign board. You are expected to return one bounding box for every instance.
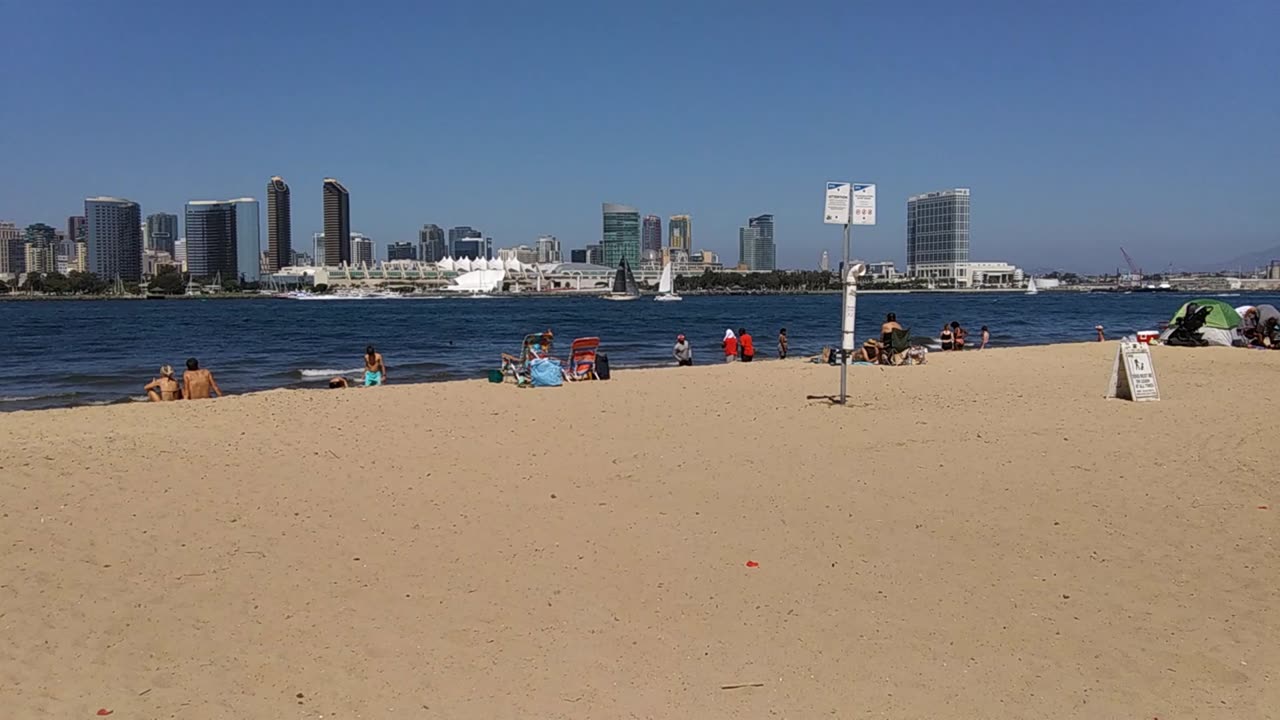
[851,183,876,225]
[1106,341,1160,401]
[824,182,851,225]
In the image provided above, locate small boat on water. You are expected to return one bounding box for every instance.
[603,258,640,301]
[654,261,682,302]
[1025,276,1038,295]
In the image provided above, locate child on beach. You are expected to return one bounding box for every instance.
[979,326,990,350]
[778,328,789,359]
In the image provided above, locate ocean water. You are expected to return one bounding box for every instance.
[0,292,1274,411]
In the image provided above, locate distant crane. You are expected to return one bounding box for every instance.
[1120,247,1143,286]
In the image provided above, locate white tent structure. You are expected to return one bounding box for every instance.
[437,256,455,271]
[444,268,506,293]
[487,257,505,271]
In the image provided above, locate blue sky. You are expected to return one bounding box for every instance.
[2,0,1276,272]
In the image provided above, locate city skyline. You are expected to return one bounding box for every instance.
[3,3,1273,273]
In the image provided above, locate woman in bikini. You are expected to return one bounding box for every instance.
[144,365,182,401]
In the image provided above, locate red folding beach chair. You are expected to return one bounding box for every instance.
[567,337,600,381]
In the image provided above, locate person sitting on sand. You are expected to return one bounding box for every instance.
[881,313,903,345]
[363,345,387,386]
[1263,318,1279,348]
[854,338,881,363]
[939,323,954,351]
[182,358,222,400]
[722,329,738,362]
[778,328,789,359]
[738,327,755,362]
[329,377,350,389]
[951,321,967,350]
[144,365,182,402]
[673,334,693,366]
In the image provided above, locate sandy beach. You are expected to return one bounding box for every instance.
[2,342,1277,718]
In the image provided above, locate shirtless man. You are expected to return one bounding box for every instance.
[182,357,223,399]
[880,313,903,344]
[144,365,182,401]
[363,345,387,386]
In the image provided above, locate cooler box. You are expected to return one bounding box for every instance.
[1136,331,1159,344]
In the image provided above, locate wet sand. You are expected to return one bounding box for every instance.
[2,343,1277,718]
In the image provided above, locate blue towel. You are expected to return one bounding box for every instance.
[530,358,563,387]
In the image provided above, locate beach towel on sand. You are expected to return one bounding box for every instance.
[529,358,563,387]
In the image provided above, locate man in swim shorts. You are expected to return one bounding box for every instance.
[363,345,387,386]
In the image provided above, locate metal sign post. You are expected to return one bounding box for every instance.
[840,223,853,403]
[826,181,875,404]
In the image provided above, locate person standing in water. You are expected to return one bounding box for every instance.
[979,326,991,350]
[738,327,755,362]
[364,345,387,386]
[144,365,182,401]
[939,324,954,351]
[777,328,789,359]
[673,334,693,366]
[722,329,738,362]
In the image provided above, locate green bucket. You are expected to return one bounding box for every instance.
[487,369,505,383]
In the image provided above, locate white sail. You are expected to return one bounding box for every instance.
[1026,276,1038,295]
[658,262,673,294]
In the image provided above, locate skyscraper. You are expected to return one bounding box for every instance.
[448,226,482,257]
[668,214,691,254]
[906,188,970,286]
[24,223,58,273]
[85,197,143,281]
[585,244,604,265]
[322,178,351,266]
[350,233,373,265]
[820,250,830,272]
[642,215,662,260]
[312,233,325,263]
[266,176,292,272]
[387,241,416,261]
[602,203,640,268]
[145,212,178,255]
[536,235,561,264]
[418,223,446,262]
[738,214,776,271]
[230,198,260,282]
[570,248,588,263]
[185,200,238,279]
[0,221,22,275]
[66,215,86,258]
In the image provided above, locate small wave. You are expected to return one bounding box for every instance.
[0,395,41,403]
[298,368,362,378]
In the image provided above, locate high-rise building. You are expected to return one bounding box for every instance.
[536,235,561,264]
[173,239,186,269]
[185,200,238,279]
[906,188,970,286]
[66,216,87,258]
[448,226,482,257]
[668,214,691,253]
[293,252,313,267]
[453,237,488,260]
[322,178,351,266]
[418,223,446,262]
[738,214,776,271]
[602,203,640,268]
[312,233,325,263]
[85,197,143,281]
[23,223,58,273]
[642,215,662,260]
[387,241,416,261]
[585,244,604,265]
[350,233,374,265]
[820,250,830,272]
[230,198,260,282]
[266,176,292,272]
[0,221,23,275]
[145,213,178,255]
[570,248,588,263]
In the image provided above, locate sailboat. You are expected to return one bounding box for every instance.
[1025,276,1039,295]
[654,261,681,302]
[602,258,640,301]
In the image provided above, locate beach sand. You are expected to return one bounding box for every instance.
[2,343,1277,718]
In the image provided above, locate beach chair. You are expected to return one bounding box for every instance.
[503,332,555,384]
[882,327,913,365]
[566,337,601,380]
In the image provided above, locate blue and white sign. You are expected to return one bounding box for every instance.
[851,183,876,226]
[824,182,851,225]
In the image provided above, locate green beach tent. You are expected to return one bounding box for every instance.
[1169,299,1242,330]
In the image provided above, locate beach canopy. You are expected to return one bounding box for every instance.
[1169,299,1241,330]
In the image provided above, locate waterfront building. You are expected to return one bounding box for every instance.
[185,200,238,280]
[387,241,416,261]
[642,215,662,260]
[570,248,588,263]
[738,213,776,271]
[448,226,481,256]
[85,197,143,281]
[536,235,561,264]
[24,223,58,273]
[0,221,23,275]
[668,214,691,253]
[602,203,640,268]
[585,244,604,265]
[418,223,446,262]
[350,233,374,265]
[906,188,971,286]
[145,212,178,255]
[322,178,351,266]
[266,176,292,272]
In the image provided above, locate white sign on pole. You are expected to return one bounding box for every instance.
[1106,341,1160,401]
[851,183,876,225]
[824,182,851,225]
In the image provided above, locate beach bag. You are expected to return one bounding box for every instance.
[529,358,563,387]
[596,353,611,380]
